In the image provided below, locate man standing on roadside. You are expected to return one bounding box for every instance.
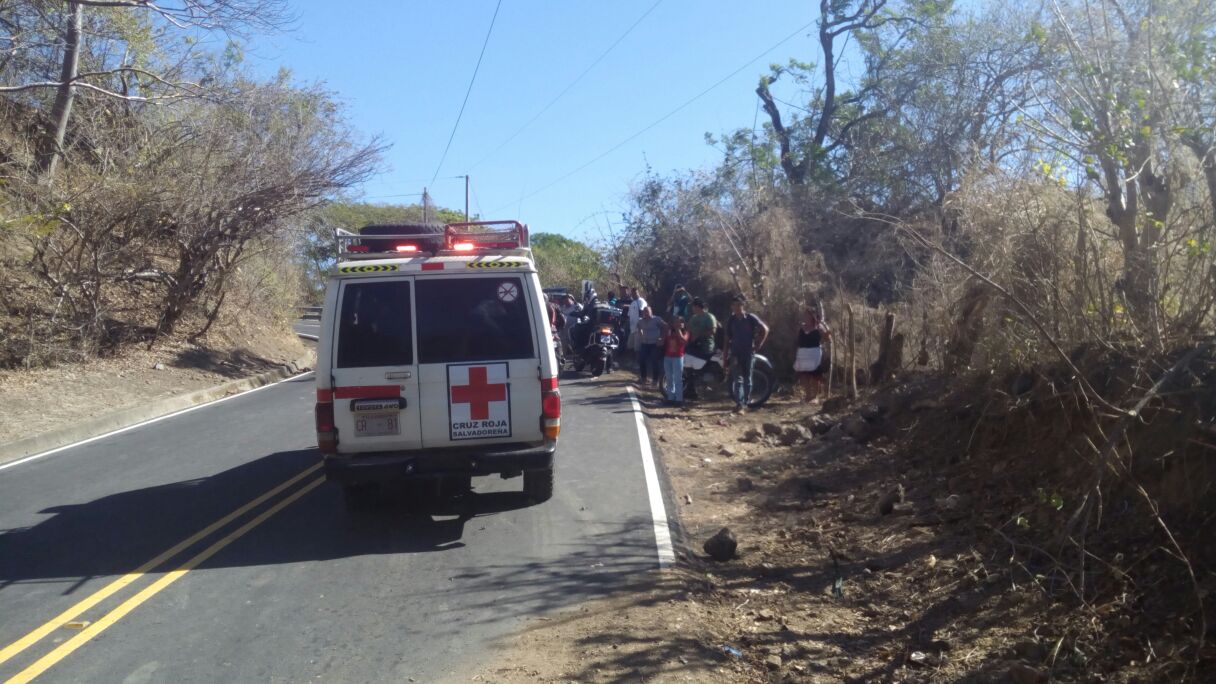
[635,305,665,386]
[627,287,647,353]
[722,294,769,413]
[617,288,635,350]
[684,298,718,401]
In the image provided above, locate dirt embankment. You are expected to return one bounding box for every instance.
[0,320,309,447]
[468,357,1215,683]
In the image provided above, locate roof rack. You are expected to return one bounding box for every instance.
[335,220,531,260]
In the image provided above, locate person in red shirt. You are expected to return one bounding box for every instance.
[662,315,690,405]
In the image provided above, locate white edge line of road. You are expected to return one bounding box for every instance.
[626,386,676,569]
[0,370,316,474]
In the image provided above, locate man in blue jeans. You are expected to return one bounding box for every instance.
[635,306,666,386]
[722,294,769,413]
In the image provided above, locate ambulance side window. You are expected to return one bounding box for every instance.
[415,277,534,364]
[336,281,414,368]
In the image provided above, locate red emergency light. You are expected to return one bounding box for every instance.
[443,220,529,252]
[395,244,420,253]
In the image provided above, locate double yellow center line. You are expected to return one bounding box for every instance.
[1,463,325,683]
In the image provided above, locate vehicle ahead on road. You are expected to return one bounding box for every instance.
[314,221,561,510]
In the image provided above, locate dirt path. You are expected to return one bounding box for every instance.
[464,378,1060,683]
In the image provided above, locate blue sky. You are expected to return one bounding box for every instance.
[251,1,816,240]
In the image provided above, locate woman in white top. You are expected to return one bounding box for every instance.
[794,306,830,403]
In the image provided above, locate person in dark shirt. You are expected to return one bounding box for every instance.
[722,294,769,413]
[635,306,666,386]
[794,305,831,403]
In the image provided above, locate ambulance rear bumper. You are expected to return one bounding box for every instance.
[323,441,555,484]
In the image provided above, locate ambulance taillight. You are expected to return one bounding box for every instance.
[540,377,561,441]
[315,391,337,454]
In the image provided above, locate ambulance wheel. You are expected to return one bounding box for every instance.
[342,483,378,512]
[523,466,554,503]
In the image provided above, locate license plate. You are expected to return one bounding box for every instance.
[355,413,399,437]
[599,335,613,344]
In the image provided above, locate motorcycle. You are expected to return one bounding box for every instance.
[569,304,622,377]
[682,348,775,408]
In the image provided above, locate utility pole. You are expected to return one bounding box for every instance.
[422,187,430,223]
[464,175,470,223]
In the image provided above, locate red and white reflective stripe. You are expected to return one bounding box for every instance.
[318,386,401,401]
[421,262,444,271]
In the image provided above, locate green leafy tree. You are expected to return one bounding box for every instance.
[530,233,606,293]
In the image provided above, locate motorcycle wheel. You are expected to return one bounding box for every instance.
[591,358,606,377]
[573,359,585,373]
[747,357,776,408]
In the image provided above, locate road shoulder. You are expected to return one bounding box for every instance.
[0,339,314,467]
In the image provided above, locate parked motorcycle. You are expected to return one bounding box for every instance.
[569,304,622,377]
[682,349,775,408]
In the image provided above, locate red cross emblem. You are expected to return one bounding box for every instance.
[450,366,508,420]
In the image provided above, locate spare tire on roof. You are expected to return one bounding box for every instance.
[358,223,445,253]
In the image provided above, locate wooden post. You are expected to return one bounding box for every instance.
[826,310,835,398]
[847,305,858,399]
[871,312,897,384]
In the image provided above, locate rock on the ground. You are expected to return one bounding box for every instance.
[779,425,812,446]
[703,527,737,561]
[153,362,166,370]
[764,654,783,670]
[736,477,754,492]
[859,404,887,423]
[800,414,835,435]
[742,428,763,443]
[719,446,738,457]
[761,422,784,436]
[877,488,904,515]
[840,415,871,441]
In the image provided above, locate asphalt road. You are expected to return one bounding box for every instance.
[0,373,667,682]
[293,319,320,339]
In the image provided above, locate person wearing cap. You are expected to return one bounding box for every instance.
[722,293,769,413]
[668,284,693,321]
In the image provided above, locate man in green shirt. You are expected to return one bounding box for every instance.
[687,298,718,358]
[685,298,718,401]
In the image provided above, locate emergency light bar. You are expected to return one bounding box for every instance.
[444,221,529,251]
[335,220,531,259]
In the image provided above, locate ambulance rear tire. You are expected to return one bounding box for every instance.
[523,466,554,503]
[343,483,378,512]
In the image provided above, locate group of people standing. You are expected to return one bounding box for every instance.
[561,281,833,411]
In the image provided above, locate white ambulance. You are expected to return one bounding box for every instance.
[313,221,561,509]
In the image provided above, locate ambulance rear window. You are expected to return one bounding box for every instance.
[336,281,414,368]
[416,277,535,364]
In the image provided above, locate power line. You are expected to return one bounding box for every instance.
[361,192,425,200]
[468,0,665,171]
[431,0,503,186]
[491,20,815,215]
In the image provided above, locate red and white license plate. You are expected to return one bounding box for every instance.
[354,413,399,437]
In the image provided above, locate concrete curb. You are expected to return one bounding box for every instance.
[0,350,316,467]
